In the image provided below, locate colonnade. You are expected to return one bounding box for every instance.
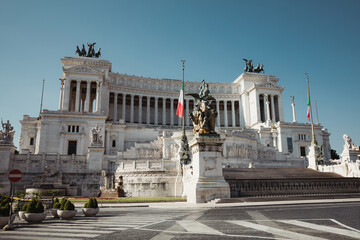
[258,94,280,123]
[109,92,242,128]
[59,79,102,112]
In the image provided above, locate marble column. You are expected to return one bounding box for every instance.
[291,97,297,123]
[113,93,118,121]
[231,100,236,127]
[154,97,158,125]
[146,96,150,124]
[271,95,275,122]
[186,99,189,126]
[170,98,174,126]
[216,101,220,127]
[95,82,102,112]
[58,79,65,110]
[75,80,81,112]
[62,79,71,111]
[265,94,271,126]
[138,95,143,124]
[130,95,134,123]
[224,100,228,127]
[85,81,91,112]
[122,94,126,121]
[162,98,166,126]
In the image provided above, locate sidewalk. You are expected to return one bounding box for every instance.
[74,198,360,209]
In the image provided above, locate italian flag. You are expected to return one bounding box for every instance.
[176,84,184,118]
[307,93,310,121]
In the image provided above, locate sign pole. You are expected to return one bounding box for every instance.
[6,182,14,230]
[5,169,22,230]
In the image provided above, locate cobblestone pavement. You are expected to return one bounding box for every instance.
[1,202,359,240]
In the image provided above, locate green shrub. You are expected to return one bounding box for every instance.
[16,191,26,199]
[25,199,44,213]
[63,200,75,211]
[36,200,44,213]
[0,203,10,216]
[93,198,98,208]
[53,202,61,209]
[84,198,98,208]
[22,203,29,211]
[53,198,60,208]
[60,198,66,210]
[0,195,10,207]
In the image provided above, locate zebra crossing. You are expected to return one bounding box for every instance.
[138,219,360,240]
[1,210,360,240]
[0,210,191,240]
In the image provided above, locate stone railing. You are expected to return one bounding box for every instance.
[115,159,176,172]
[12,153,87,173]
[226,178,360,198]
[318,161,360,178]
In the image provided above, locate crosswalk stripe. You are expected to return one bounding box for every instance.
[228,221,327,240]
[0,235,72,240]
[67,222,141,227]
[11,226,113,234]
[278,220,360,239]
[0,230,98,238]
[177,220,224,236]
[45,223,128,230]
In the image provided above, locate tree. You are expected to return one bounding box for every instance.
[331,149,340,160]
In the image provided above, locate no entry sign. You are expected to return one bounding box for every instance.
[8,169,22,182]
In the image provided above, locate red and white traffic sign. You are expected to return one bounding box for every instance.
[8,169,22,182]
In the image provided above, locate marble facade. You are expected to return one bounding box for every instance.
[7,56,332,197]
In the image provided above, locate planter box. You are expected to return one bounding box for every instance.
[24,212,47,223]
[0,215,15,228]
[82,208,99,217]
[18,211,26,220]
[50,208,59,218]
[57,210,77,219]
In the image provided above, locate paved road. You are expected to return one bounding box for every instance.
[1,202,359,240]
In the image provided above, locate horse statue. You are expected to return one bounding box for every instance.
[75,46,83,56]
[243,59,254,72]
[81,44,87,56]
[87,42,96,57]
[254,63,264,73]
[95,48,101,58]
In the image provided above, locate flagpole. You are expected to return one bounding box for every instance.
[39,78,45,115]
[182,60,185,132]
[179,60,190,165]
[306,73,316,145]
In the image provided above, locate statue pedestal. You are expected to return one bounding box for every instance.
[0,144,16,173]
[87,145,104,172]
[341,148,358,163]
[185,135,230,203]
[307,144,318,170]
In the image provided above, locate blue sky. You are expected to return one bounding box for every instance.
[0,0,359,154]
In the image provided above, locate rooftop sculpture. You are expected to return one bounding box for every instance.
[243,59,264,73]
[186,80,218,135]
[0,120,15,144]
[76,42,101,58]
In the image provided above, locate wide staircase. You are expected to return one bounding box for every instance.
[220,168,360,202]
